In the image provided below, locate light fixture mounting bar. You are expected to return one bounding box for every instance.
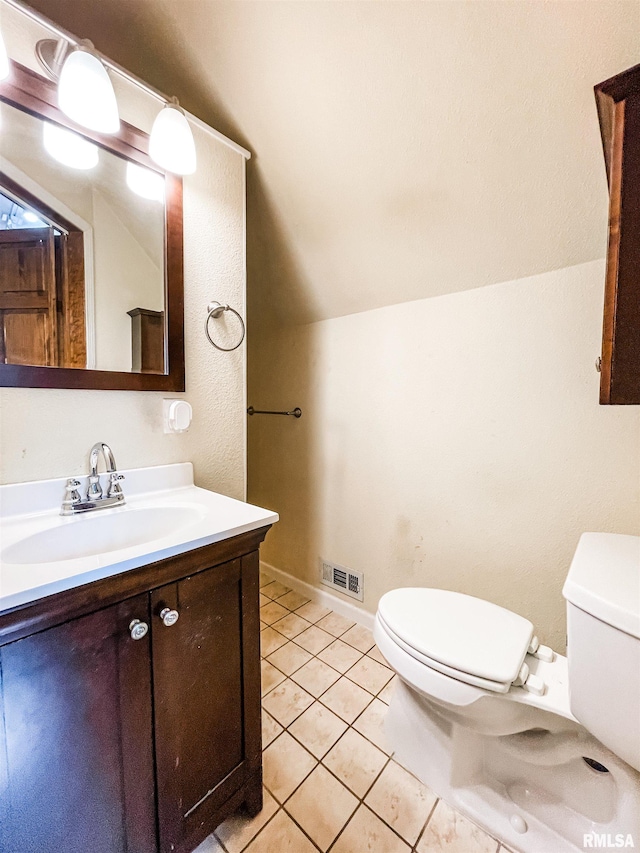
[34,37,69,79]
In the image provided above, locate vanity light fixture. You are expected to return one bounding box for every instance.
[126,161,165,202]
[43,121,99,170]
[33,35,202,175]
[36,37,120,134]
[149,98,197,175]
[0,27,10,80]
[58,40,120,134]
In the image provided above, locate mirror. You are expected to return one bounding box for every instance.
[0,62,184,391]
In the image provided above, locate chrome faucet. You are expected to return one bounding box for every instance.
[61,442,125,515]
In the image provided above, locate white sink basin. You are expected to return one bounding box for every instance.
[0,462,279,613]
[2,505,204,565]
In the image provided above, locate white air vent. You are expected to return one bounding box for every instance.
[320,558,364,602]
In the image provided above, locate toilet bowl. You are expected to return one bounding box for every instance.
[374,532,640,853]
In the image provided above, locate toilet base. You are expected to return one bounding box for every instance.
[386,679,640,853]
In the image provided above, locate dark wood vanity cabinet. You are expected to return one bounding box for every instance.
[595,63,640,405]
[0,527,269,853]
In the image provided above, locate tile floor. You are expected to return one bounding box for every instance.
[194,572,514,853]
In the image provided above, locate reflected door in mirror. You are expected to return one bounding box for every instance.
[0,227,56,365]
[0,221,86,367]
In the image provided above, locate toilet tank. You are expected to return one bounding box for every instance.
[562,532,640,771]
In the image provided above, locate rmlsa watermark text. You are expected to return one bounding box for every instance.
[583,834,635,849]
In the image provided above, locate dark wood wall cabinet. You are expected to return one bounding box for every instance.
[595,63,640,405]
[0,525,271,853]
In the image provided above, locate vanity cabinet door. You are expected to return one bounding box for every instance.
[0,594,157,853]
[151,552,262,853]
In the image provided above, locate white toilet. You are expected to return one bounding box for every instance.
[374,532,640,853]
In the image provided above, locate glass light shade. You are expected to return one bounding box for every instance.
[0,28,10,81]
[58,46,119,134]
[126,161,165,202]
[149,103,196,175]
[43,122,99,170]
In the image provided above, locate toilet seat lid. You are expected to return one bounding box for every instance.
[377,588,534,685]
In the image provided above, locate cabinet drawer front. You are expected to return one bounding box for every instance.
[0,595,156,853]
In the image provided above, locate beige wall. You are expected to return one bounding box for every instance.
[0,6,247,499]
[248,260,640,650]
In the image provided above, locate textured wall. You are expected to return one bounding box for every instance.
[17,1,640,327]
[248,261,640,650]
[0,7,247,498]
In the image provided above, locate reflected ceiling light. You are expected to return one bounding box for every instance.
[43,121,99,170]
[149,98,196,175]
[23,211,47,226]
[57,40,120,134]
[126,161,165,202]
[0,27,10,81]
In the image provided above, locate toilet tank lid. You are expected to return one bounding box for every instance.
[562,533,640,640]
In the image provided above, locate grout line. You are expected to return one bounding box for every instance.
[260,561,376,631]
[214,836,230,853]
[278,744,393,851]
[411,796,440,852]
[263,606,356,644]
[262,590,371,648]
[255,581,433,852]
[262,731,318,806]
[341,666,394,698]
[315,685,376,728]
[255,578,504,853]
[260,776,326,852]
[261,613,392,753]
[285,701,390,764]
[263,642,369,688]
[220,799,288,853]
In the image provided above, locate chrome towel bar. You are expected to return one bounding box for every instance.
[247,406,302,418]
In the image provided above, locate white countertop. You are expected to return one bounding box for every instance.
[0,463,278,613]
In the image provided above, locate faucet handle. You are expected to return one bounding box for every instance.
[61,479,82,514]
[65,478,81,500]
[106,472,125,499]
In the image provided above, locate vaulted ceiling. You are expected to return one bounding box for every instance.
[23,0,640,326]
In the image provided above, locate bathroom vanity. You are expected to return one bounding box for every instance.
[0,464,278,853]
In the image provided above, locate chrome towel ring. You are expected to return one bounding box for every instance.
[204,301,246,351]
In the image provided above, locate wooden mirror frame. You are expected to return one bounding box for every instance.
[0,62,185,391]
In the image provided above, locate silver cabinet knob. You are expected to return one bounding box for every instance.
[160,607,179,627]
[595,356,602,373]
[129,619,149,640]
